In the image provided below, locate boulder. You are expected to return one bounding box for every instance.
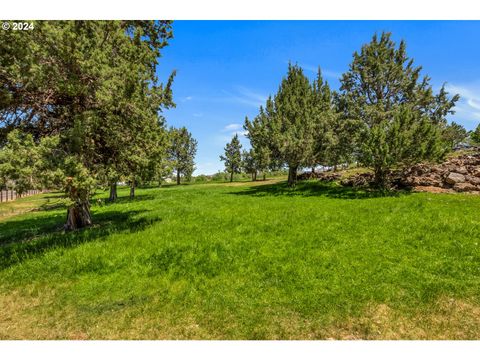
[445,172,466,185]
[453,182,479,192]
[465,176,480,185]
[472,167,480,177]
[340,173,374,187]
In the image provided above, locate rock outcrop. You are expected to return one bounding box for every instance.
[401,153,480,193]
[297,171,341,182]
[300,152,480,194]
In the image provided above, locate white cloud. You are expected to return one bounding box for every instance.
[467,99,480,111]
[181,96,193,102]
[303,65,342,79]
[222,123,243,132]
[445,83,480,129]
[180,87,267,109]
[290,62,342,79]
[220,86,268,108]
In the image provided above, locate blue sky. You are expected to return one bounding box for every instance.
[156,21,480,175]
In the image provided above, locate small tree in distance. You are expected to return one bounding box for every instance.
[220,134,243,182]
[242,149,257,181]
[168,127,198,185]
[470,123,480,145]
[442,121,468,149]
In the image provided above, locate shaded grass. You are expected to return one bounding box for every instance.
[230,180,408,199]
[0,180,479,339]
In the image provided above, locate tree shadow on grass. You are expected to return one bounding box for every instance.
[0,208,161,270]
[230,180,411,200]
[36,194,156,212]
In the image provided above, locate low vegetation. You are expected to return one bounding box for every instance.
[1,180,479,339]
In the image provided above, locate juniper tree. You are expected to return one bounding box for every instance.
[471,123,480,144]
[245,65,334,185]
[0,21,175,229]
[244,114,272,181]
[220,134,243,182]
[308,69,337,172]
[442,121,467,149]
[0,130,39,195]
[270,64,317,186]
[242,149,257,181]
[168,127,198,185]
[339,32,459,188]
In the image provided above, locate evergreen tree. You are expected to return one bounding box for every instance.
[308,69,337,172]
[244,114,272,181]
[0,21,175,229]
[242,149,257,181]
[0,130,39,195]
[246,65,333,186]
[271,64,317,186]
[339,32,459,188]
[442,121,467,149]
[469,123,480,144]
[168,127,198,185]
[220,134,243,182]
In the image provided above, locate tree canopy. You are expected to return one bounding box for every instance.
[220,134,243,182]
[0,21,175,228]
[168,126,198,185]
[339,32,459,187]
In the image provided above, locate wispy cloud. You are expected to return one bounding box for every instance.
[216,124,249,147]
[300,63,342,79]
[220,86,268,108]
[284,61,342,79]
[222,123,243,132]
[178,87,267,109]
[445,83,480,129]
[180,96,193,102]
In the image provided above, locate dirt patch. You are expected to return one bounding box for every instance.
[2,288,479,339]
[327,298,480,340]
[413,186,455,194]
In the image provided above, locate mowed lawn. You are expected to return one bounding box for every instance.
[0,180,479,339]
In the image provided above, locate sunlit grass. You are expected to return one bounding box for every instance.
[0,180,479,339]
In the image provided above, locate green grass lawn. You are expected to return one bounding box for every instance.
[1,180,479,339]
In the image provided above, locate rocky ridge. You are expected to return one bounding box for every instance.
[301,151,480,194]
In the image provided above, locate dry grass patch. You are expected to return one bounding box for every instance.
[327,298,480,340]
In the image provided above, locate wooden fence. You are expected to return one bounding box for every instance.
[0,189,46,203]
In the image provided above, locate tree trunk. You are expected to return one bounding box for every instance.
[374,166,389,189]
[130,179,135,198]
[287,165,298,187]
[176,170,181,185]
[230,171,233,182]
[333,164,337,172]
[109,182,117,202]
[263,173,266,181]
[311,167,315,174]
[253,171,257,181]
[65,200,92,231]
